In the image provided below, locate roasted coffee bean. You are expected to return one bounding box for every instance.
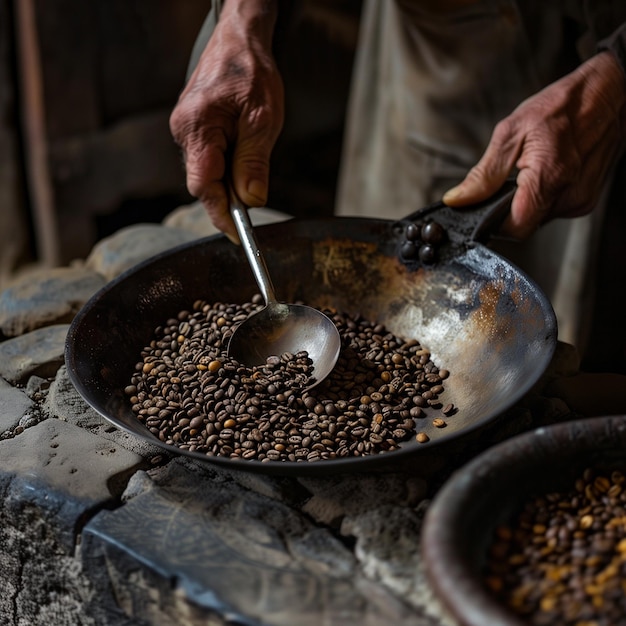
[442,403,455,416]
[126,298,457,462]
[485,466,626,625]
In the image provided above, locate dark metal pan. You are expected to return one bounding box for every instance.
[65,181,557,475]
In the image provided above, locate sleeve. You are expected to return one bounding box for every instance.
[186,1,223,81]
[597,21,626,78]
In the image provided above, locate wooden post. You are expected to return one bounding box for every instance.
[14,0,60,267]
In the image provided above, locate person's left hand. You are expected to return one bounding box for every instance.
[442,51,626,239]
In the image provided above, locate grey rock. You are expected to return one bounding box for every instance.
[161,201,219,237]
[210,462,311,505]
[44,364,109,428]
[120,467,157,503]
[293,473,451,623]
[299,473,428,526]
[0,512,97,626]
[163,201,291,236]
[0,265,106,336]
[24,374,51,400]
[0,377,34,433]
[85,223,200,281]
[0,324,69,384]
[287,527,357,578]
[341,502,455,626]
[18,412,39,429]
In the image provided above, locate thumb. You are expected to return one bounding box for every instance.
[443,131,521,207]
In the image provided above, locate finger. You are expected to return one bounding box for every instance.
[184,139,225,193]
[232,142,272,209]
[500,168,547,239]
[232,102,283,208]
[184,138,239,241]
[443,119,522,206]
[198,181,239,243]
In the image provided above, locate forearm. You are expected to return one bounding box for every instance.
[218,0,280,49]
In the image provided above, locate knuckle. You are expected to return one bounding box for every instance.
[492,117,513,140]
[168,103,196,142]
[185,172,204,199]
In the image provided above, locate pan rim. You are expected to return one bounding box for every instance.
[65,217,558,476]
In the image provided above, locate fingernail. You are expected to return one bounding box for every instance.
[442,186,461,203]
[246,179,267,206]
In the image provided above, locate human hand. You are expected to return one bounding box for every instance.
[169,2,284,241]
[442,51,626,239]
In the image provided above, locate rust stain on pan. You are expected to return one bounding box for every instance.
[311,238,426,315]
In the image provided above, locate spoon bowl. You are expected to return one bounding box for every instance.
[226,187,341,390]
[228,301,341,389]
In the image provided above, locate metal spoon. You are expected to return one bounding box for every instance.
[226,186,341,390]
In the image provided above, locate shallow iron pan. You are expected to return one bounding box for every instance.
[65,181,557,475]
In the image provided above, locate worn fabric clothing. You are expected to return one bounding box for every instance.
[186,1,222,82]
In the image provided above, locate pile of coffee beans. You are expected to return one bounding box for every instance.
[125,295,455,463]
[484,466,626,625]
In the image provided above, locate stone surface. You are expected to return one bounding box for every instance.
[82,458,429,626]
[0,377,34,434]
[0,324,69,384]
[341,503,454,626]
[298,473,452,624]
[300,473,428,525]
[85,223,200,281]
[0,418,147,626]
[0,418,146,543]
[0,265,106,336]
[0,497,97,626]
[45,365,164,460]
[24,374,52,401]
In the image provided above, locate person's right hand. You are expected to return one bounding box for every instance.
[169,2,284,241]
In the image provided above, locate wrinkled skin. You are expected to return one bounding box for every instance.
[169,1,283,241]
[171,1,626,242]
[443,51,626,239]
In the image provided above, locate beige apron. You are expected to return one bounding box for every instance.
[335,0,613,349]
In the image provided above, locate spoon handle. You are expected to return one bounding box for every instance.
[229,186,278,306]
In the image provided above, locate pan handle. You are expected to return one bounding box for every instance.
[397,178,517,264]
[462,177,517,244]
